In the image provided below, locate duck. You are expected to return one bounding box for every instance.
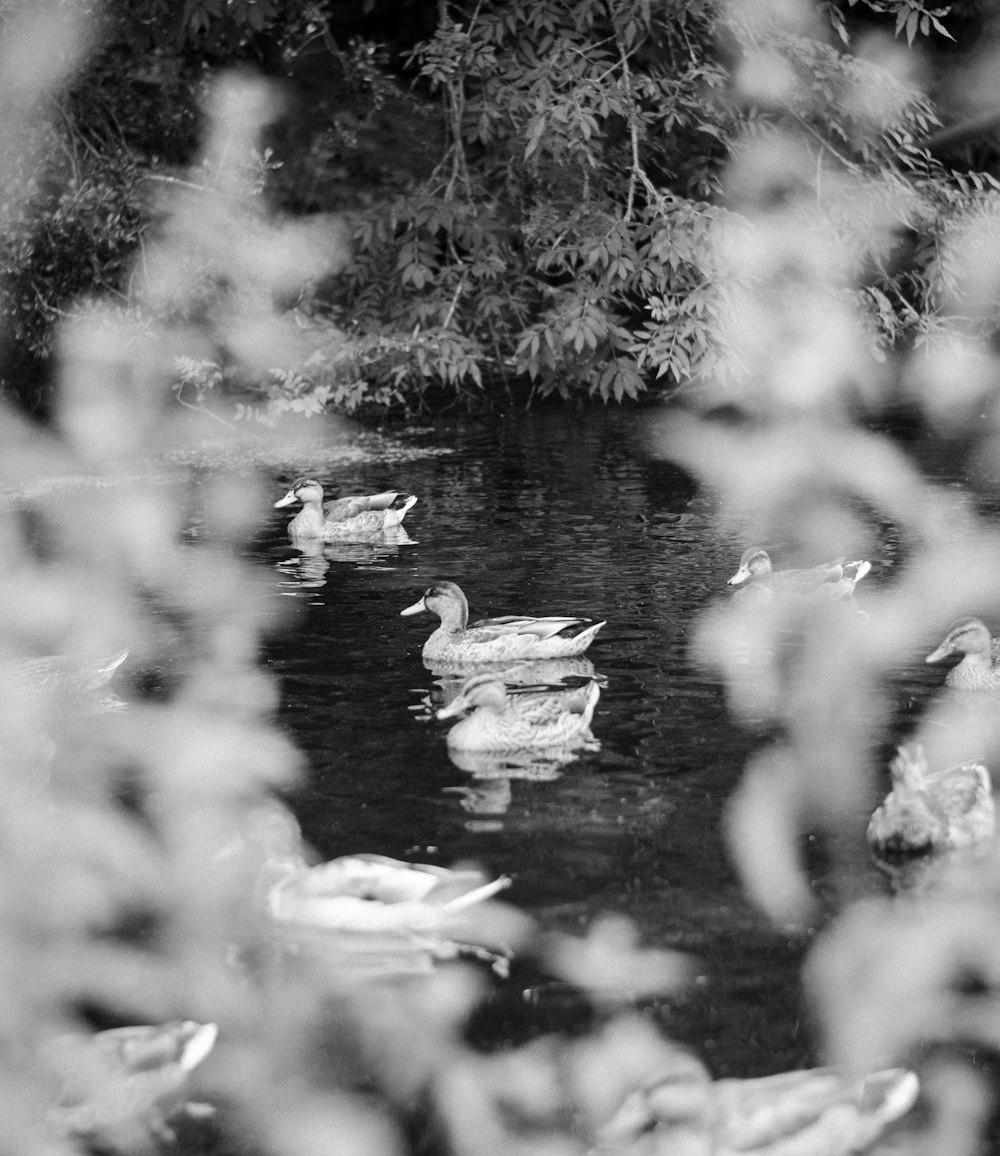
[401,581,605,665]
[925,617,1000,691]
[271,853,524,974]
[436,672,601,753]
[274,478,417,541]
[44,1020,218,1150]
[232,801,524,972]
[727,547,871,600]
[867,743,995,859]
[595,1044,919,1156]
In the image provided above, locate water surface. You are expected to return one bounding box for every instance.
[252,407,931,1079]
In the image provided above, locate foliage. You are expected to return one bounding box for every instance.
[0,140,145,398]
[2,0,997,418]
[289,0,995,410]
[6,2,1000,1154]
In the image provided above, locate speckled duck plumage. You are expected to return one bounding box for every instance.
[926,616,1000,691]
[867,743,995,859]
[401,581,605,665]
[436,672,601,752]
[275,478,417,542]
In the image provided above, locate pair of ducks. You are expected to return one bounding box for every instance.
[400,581,605,754]
[58,991,919,1156]
[727,551,998,860]
[865,618,1000,863]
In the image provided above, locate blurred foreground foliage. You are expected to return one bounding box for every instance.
[2,0,1000,415]
[2,0,1000,1155]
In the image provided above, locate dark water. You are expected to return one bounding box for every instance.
[250,407,931,1079]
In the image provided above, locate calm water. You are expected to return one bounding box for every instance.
[249,406,943,1079]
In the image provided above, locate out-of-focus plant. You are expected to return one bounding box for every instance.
[648,0,1000,1151]
[0,10,718,1156]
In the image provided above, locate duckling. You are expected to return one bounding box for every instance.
[436,672,601,753]
[868,744,995,859]
[925,617,1000,691]
[401,581,605,665]
[728,547,871,600]
[274,478,417,541]
[44,1020,217,1150]
[596,1045,919,1156]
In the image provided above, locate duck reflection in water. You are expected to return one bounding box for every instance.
[277,526,415,589]
[445,744,590,821]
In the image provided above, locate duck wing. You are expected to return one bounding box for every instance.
[470,614,599,641]
[512,681,600,725]
[324,491,400,522]
[928,762,995,843]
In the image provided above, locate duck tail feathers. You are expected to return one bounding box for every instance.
[848,560,872,583]
[865,1068,920,1127]
[573,620,606,651]
[442,875,512,912]
[384,495,418,526]
[179,1022,219,1072]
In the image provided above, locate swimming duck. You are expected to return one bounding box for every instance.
[44,1020,218,1150]
[270,852,511,934]
[401,581,605,665]
[437,672,601,753]
[867,744,995,859]
[271,852,523,973]
[925,617,1000,691]
[727,548,871,600]
[274,478,417,541]
[231,803,523,971]
[596,1045,919,1156]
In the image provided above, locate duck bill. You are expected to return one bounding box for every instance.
[400,598,427,617]
[925,642,954,664]
[727,567,750,587]
[274,490,298,508]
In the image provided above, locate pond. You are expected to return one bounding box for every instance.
[248,405,943,1082]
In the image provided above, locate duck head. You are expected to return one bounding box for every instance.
[728,547,772,587]
[926,617,993,663]
[401,581,469,624]
[274,478,324,509]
